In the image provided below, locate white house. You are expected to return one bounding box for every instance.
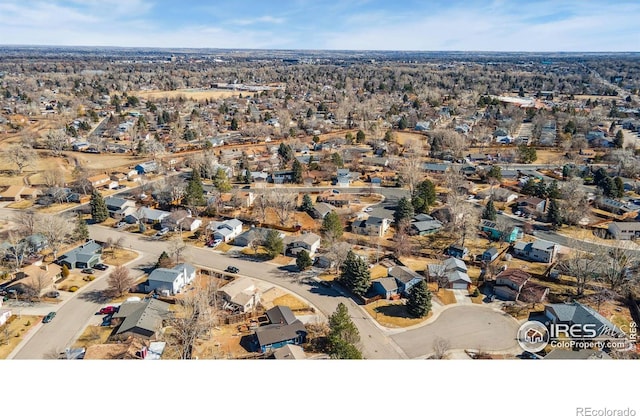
[608,222,640,240]
[218,276,261,312]
[146,263,196,296]
[208,218,243,243]
[283,232,321,257]
[351,217,391,237]
[513,240,558,263]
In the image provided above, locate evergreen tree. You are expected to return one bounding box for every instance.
[278,143,294,164]
[156,251,171,268]
[328,302,361,351]
[74,214,89,242]
[339,250,371,296]
[547,198,563,229]
[90,189,108,223]
[406,280,432,318]
[321,211,343,240]
[212,168,232,193]
[230,117,238,130]
[356,130,366,143]
[394,196,415,225]
[614,130,624,148]
[264,229,283,259]
[244,169,252,184]
[521,178,537,196]
[412,179,436,213]
[486,165,502,181]
[482,199,497,221]
[614,176,625,198]
[300,194,313,214]
[296,250,313,271]
[183,169,205,206]
[547,180,560,199]
[292,159,303,184]
[331,152,344,168]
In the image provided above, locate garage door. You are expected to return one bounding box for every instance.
[452,283,468,290]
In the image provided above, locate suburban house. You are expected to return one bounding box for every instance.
[255,306,307,353]
[23,234,48,253]
[311,202,334,220]
[218,276,261,313]
[410,214,443,236]
[269,170,294,184]
[351,216,391,237]
[146,263,196,296]
[335,168,357,187]
[608,221,640,240]
[273,344,307,360]
[544,301,625,339]
[513,240,558,263]
[180,217,202,232]
[113,298,171,339]
[283,233,321,257]
[208,218,243,243]
[385,265,424,295]
[480,219,521,243]
[0,185,40,202]
[160,209,192,232]
[447,244,469,259]
[57,240,102,269]
[427,257,471,290]
[515,196,547,216]
[12,262,62,296]
[371,277,400,300]
[88,173,111,189]
[233,227,285,247]
[493,268,548,303]
[104,196,137,219]
[482,247,500,262]
[596,198,640,216]
[127,207,170,225]
[423,163,450,175]
[134,161,158,174]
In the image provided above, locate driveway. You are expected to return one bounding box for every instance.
[452,289,472,304]
[391,305,522,358]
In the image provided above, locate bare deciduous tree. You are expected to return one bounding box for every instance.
[431,337,451,359]
[39,214,74,260]
[3,144,39,175]
[45,129,68,156]
[107,265,135,297]
[42,167,66,188]
[253,194,270,224]
[269,190,296,227]
[163,289,214,359]
[13,210,43,237]
[167,236,188,264]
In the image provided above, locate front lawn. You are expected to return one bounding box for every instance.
[364,299,432,328]
[0,315,41,359]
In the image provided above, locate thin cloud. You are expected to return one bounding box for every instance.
[229,16,286,26]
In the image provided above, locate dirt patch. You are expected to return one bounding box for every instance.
[133,89,242,101]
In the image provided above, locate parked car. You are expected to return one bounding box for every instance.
[45,291,60,299]
[114,221,127,228]
[155,227,170,238]
[225,266,239,274]
[93,263,108,271]
[363,207,373,213]
[208,238,223,248]
[42,312,56,323]
[81,268,94,274]
[99,306,118,315]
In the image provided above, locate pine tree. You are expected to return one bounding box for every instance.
[90,189,108,223]
[321,211,343,240]
[339,251,371,296]
[614,177,625,198]
[328,302,361,346]
[61,264,70,278]
[296,250,313,271]
[356,130,366,143]
[74,214,89,242]
[412,179,436,213]
[292,159,303,184]
[406,280,432,318]
[230,117,238,130]
[300,194,313,214]
[184,169,205,206]
[156,251,171,268]
[482,199,497,221]
[547,198,563,229]
[212,168,231,193]
[394,196,414,225]
[264,229,283,259]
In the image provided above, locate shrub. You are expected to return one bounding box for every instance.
[69,286,79,292]
[472,288,480,297]
[25,320,30,326]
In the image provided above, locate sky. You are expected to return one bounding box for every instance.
[0,0,638,51]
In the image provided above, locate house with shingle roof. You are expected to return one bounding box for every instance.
[387,266,424,295]
[544,301,624,339]
[146,263,196,295]
[113,298,171,339]
[56,240,102,269]
[513,240,558,263]
[283,232,321,256]
[218,276,261,313]
[255,306,307,353]
[427,257,472,290]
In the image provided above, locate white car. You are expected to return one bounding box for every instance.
[363,207,373,213]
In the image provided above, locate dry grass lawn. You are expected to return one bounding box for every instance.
[370,265,388,279]
[102,248,139,267]
[271,294,308,311]
[37,202,79,214]
[71,325,113,349]
[0,315,41,359]
[270,255,294,266]
[364,299,432,328]
[427,283,457,305]
[133,89,242,101]
[6,200,34,209]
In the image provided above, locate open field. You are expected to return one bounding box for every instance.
[132,89,242,101]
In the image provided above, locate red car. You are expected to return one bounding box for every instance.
[99,306,118,315]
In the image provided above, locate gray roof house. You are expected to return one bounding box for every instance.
[232,227,284,247]
[127,207,170,224]
[513,240,558,263]
[283,232,321,256]
[57,240,102,269]
[104,196,137,218]
[146,263,196,296]
[113,298,171,339]
[411,214,443,236]
[311,202,334,219]
[255,306,307,353]
[208,218,243,243]
[427,257,471,290]
[544,301,625,339]
[371,277,400,299]
[351,216,391,237]
[387,266,424,295]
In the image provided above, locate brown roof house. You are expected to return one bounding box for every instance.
[493,268,548,303]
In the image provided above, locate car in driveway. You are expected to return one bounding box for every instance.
[99,306,118,315]
[42,312,56,323]
[225,266,239,274]
[93,263,108,271]
[114,221,127,229]
[81,268,94,274]
[45,291,60,299]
